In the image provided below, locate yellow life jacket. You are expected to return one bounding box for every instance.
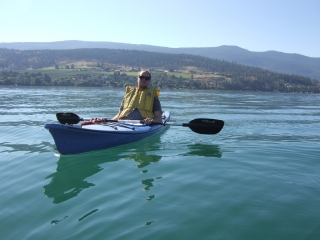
[119,86,160,119]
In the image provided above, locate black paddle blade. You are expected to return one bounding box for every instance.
[56,112,82,124]
[187,118,224,134]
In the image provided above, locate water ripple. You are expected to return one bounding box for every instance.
[1,87,320,240]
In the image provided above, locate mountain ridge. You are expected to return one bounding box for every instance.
[0,40,319,81]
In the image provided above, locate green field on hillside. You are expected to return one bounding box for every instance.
[18,68,192,79]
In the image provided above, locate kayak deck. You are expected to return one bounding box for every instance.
[45,111,170,155]
[81,122,149,131]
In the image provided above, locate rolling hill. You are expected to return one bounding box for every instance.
[0,48,319,93]
[1,40,319,81]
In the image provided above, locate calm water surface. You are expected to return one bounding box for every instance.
[0,86,319,240]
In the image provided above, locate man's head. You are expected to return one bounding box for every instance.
[137,70,151,90]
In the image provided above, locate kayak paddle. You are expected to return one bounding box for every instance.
[56,112,224,135]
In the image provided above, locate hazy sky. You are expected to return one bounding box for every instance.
[1,0,319,57]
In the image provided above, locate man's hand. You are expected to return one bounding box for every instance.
[144,118,153,125]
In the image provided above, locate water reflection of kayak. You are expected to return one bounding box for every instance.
[44,137,164,204]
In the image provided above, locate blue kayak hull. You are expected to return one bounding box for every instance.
[45,111,170,155]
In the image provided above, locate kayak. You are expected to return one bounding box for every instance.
[45,111,170,155]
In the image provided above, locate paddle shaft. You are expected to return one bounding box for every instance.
[79,118,191,126]
[56,112,224,134]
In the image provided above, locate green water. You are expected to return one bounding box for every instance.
[0,86,319,240]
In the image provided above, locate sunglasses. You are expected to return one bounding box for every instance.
[139,76,151,81]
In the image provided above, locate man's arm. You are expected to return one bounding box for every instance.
[153,111,163,123]
[112,111,122,120]
[113,99,124,120]
[151,97,162,123]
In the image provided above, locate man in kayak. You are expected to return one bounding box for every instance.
[112,70,162,125]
